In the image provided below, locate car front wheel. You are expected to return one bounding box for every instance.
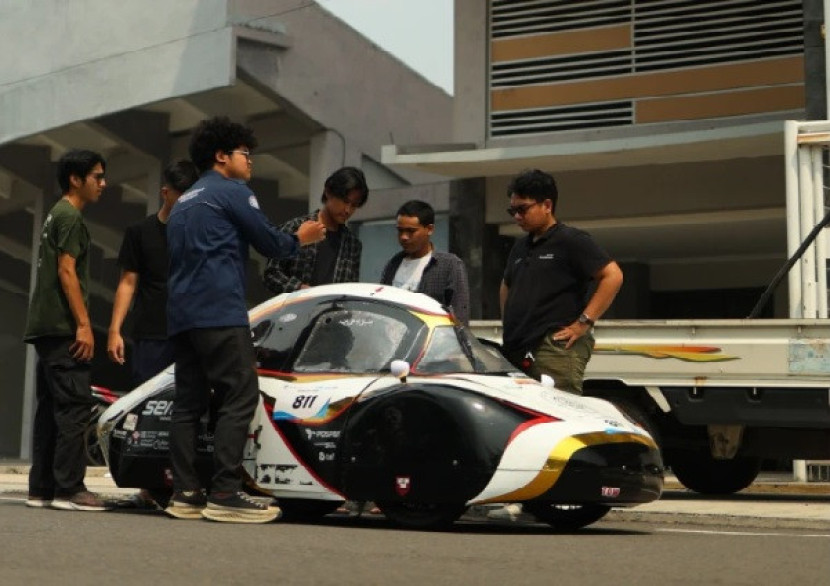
[375,501,467,530]
[523,502,611,531]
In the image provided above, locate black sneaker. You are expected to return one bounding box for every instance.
[164,490,207,520]
[202,491,281,524]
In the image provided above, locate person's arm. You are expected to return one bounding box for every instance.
[448,256,470,325]
[57,252,94,361]
[554,260,624,349]
[499,280,509,319]
[263,256,304,294]
[108,270,138,365]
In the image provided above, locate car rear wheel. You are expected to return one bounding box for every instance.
[670,452,761,495]
[523,502,611,531]
[375,501,467,530]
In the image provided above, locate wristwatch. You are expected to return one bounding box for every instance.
[577,313,595,327]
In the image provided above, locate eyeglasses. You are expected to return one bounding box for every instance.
[230,150,252,161]
[506,202,540,217]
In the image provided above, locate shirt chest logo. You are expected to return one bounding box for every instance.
[538,253,555,260]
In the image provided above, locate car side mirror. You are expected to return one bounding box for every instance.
[390,360,410,383]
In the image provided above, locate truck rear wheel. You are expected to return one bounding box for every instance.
[670,452,761,495]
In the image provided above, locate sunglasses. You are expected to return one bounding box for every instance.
[506,202,541,217]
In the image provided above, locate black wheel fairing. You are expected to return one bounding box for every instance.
[531,442,664,505]
[337,384,535,503]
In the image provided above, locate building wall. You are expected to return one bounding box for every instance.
[0,0,236,144]
[448,0,808,321]
[487,0,804,138]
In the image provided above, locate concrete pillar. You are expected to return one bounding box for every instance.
[803,0,826,119]
[15,151,53,460]
[610,262,651,319]
[145,160,162,216]
[309,129,347,212]
[449,178,486,319]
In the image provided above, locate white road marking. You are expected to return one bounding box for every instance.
[658,528,830,538]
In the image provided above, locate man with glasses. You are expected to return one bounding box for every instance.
[491,169,623,523]
[500,169,623,394]
[165,117,326,523]
[263,166,368,295]
[24,149,111,511]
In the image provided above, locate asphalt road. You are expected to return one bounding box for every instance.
[1,494,828,586]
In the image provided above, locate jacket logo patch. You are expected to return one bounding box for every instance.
[248,195,260,209]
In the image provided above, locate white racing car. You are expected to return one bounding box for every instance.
[98,283,663,530]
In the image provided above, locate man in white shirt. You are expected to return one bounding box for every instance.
[380,200,470,324]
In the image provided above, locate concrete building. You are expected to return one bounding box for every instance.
[384,0,812,322]
[0,0,452,457]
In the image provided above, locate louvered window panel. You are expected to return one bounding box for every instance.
[492,50,632,87]
[633,0,803,71]
[491,0,630,38]
[489,0,804,138]
[491,102,633,137]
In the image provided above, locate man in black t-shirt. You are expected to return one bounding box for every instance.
[499,169,623,395]
[491,169,623,524]
[107,160,199,385]
[106,161,198,509]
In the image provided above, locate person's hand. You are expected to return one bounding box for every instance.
[296,213,326,246]
[70,323,94,362]
[551,321,590,350]
[107,330,125,365]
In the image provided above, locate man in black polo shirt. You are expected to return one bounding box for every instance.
[499,169,623,395]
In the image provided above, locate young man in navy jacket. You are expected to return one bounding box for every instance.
[165,116,326,523]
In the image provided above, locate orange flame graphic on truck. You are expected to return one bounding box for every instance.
[593,344,737,362]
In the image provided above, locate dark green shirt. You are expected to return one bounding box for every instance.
[24,199,90,342]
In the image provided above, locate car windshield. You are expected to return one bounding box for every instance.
[416,325,518,374]
[293,308,417,373]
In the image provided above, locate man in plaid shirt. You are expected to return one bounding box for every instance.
[380,200,470,325]
[263,167,368,294]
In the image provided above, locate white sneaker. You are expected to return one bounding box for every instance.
[486,503,528,522]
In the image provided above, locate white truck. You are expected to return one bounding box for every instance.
[470,319,830,495]
[469,121,830,495]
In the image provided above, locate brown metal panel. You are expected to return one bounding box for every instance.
[635,85,805,123]
[491,25,632,62]
[491,56,804,111]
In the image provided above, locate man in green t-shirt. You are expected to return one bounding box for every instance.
[23,149,111,512]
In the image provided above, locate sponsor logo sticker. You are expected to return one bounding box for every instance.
[123,413,138,431]
[601,486,621,498]
[395,476,411,496]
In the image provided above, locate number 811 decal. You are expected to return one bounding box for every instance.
[272,394,328,421]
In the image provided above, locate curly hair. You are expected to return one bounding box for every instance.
[188,116,258,172]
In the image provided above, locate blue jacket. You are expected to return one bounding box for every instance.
[166,170,299,336]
